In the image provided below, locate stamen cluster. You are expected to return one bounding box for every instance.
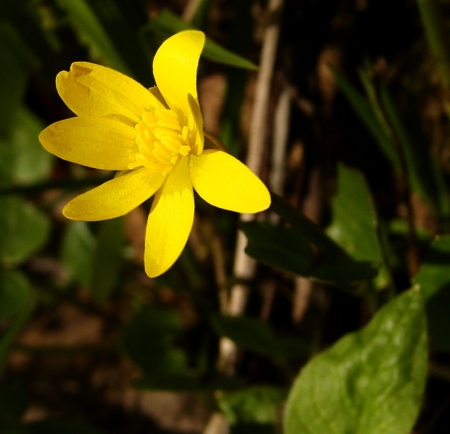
[131,108,193,175]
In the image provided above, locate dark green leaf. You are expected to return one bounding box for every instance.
[310,260,379,285]
[327,163,390,288]
[122,306,187,376]
[242,222,313,276]
[0,270,33,320]
[61,221,95,287]
[379,84,450,220]
[90,217,124,303]
[331,66,397,165]
[143,9,258,70]
[0,196,49,266]
[241,220,378,284]
[55,0,130,74]
[284,288,427,434]
[212,315,307,360]
[0,22,37,137]
[0,107,52,187]
[0,307,33,374]
[83,0,151,84]
[269,193,350,261]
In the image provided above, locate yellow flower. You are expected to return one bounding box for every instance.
[39,30,270,277]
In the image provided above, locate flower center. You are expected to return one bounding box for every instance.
[130,107,194,175]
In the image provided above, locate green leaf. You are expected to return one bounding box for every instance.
[0,107,52,187]
[269,193,351,261]
[55,0,131,74]
[413,235,450,351]
[0,196,49,266]
[284,288,427,434]
[61,221,95,287]
[242,222,313,276]
[0,269,33,320]
[143,9,258,70]
[90,217,124,303]
[212,315,307,360]
[219,385,286,425]
[122,306,187,376]
[327,163,390,288]
[241,219,378,284]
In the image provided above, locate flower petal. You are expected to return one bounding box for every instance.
[189,150,271,213]
[153,30,204,116]
[39,117,136,170]
[145,157,194,277]
[63,167,166,221]
[56,62,164,122]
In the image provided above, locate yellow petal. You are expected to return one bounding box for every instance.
[153,30,204,116]
[39,117,136,170]
[189,150,271,213]
[63,167,166,221]
[56,62,164,122]
[145,157,194,277]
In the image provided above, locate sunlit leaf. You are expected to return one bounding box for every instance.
[284,288,427,434]
[0,196,49,266]
[413,235,450,351]
[219,385,286,425]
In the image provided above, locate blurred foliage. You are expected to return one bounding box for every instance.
[0,0,450,433]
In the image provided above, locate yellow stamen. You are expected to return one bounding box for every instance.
[130,105,194,171]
